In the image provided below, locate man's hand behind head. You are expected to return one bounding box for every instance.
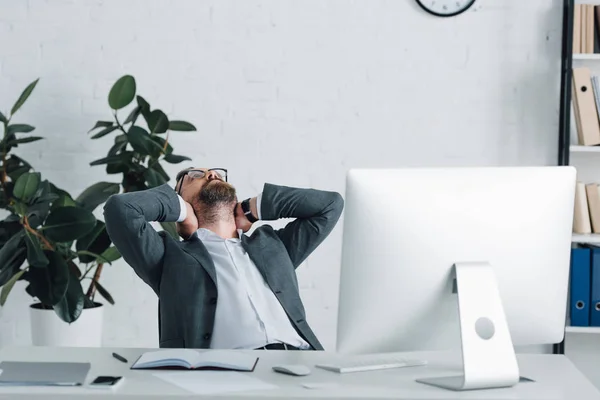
[177,201,198,239]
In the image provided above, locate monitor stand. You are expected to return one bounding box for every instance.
[416,262,520,391]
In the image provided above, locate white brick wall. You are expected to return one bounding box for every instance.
[0,0,562,350]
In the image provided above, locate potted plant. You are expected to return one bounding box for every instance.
[0,79,122,347]
[87,74,197,238]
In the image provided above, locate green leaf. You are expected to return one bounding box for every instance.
[90,125,118,139]
[76,182,120,212]
[7,124,35,134]
[50,194,76,212]
[123,106,141,125]
[106,162,129,175]
[160,221,179,240]
[88,121,113,132]
[144,168,165,188]
[49,182,71,199]
[28,250,69,306]
[136,95,151,119]
[10,78,39,116]
[93,280,114,305]
[150,135,172,155]
[76,221,111,263]
[0,232,25,283]
[13,172,41,203]
[90,153,131,166]
[163,154,192,164]
[0,246,26,287]
[168,120,196,131]
[127,126,154,155]
[0,110,6,123]
[147,110,169,134]
[7,136,44,145]
[24,230,49,268]
[53,268,84,323]
[43,206,96,242]
[100,246,121,263]
[0,269,26,306]
[107,137,127,156]
[13,201,27,216]
[76,250,111,265]
[108,75,136,110]
[152,162,169,181]
[7,166,30,182]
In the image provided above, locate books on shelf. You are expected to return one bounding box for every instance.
[130,349,259,371]
[572,180,600,234]
[572,67,600,146]
[573,4,599,54]
[568,245,600,328]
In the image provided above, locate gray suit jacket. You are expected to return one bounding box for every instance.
[103,182,344,350]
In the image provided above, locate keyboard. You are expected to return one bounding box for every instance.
[315,356,427,374]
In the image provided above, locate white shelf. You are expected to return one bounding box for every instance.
[566,326,600,334]
[572,233,600,244]
[571,145,600,153]
[573,54,600,60]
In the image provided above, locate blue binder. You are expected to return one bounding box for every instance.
[570,247,591,327]
[591,247,600,326]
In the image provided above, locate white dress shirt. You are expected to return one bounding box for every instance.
[176,194,310,350]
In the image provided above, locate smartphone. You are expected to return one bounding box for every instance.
[89,376,124,389]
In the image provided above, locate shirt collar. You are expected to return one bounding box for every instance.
[196,228,243,242]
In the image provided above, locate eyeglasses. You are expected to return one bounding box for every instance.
[175,168,228,195]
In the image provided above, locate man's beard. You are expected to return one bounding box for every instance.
[196,180,237,224]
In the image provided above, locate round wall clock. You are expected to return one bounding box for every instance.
[415,0,476,17]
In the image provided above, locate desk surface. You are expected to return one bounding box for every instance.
[0,346,598,399]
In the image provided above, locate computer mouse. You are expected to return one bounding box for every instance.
[272,364,311,376]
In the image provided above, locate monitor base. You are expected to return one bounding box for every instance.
[416,262,520,391]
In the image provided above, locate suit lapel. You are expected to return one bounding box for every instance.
[241,235,270,285]
[180,234,217,285]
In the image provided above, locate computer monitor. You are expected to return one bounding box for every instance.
[336,166,576,391]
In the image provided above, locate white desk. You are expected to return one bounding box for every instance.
[0,346,598,399]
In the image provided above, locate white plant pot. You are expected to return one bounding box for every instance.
[30,303,103,347]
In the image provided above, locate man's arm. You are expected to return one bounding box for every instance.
[103,184,186,294]
[256,183,344,268]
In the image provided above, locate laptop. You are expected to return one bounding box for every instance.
[0,361,91,386]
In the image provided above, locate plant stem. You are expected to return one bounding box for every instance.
[163,131,170,152]
[23,216,54,250]
[1,119,10,193]
[79,264,95,281]
[113,111,127,134]
[85,263,104,300]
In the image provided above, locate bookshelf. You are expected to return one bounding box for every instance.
[557,1,600,353]
[572,233,600,243]
[573,54,600,60]
[566,326,600,334]
[570,145,600,152]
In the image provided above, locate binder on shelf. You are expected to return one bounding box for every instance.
[570,246,591,327]
[572,68,600,146]
[586,183,600,233]
[582,4,588,54]
[574,181,592,234]
[587,4,595,54]
[591,246,600,326]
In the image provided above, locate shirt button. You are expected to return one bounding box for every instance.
[204,333,211,340]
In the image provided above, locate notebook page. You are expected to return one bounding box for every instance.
[134,349,200,368]
[194,350,257,369]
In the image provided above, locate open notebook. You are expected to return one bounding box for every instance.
[131,349,259,371]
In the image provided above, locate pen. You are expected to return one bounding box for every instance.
[112,352,128,363]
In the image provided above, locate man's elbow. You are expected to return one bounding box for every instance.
[326,191,344,222]
[103,194,126,228]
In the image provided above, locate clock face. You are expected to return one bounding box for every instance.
[416,0,476,17]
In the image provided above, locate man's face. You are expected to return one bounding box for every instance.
[176,167,236,208]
